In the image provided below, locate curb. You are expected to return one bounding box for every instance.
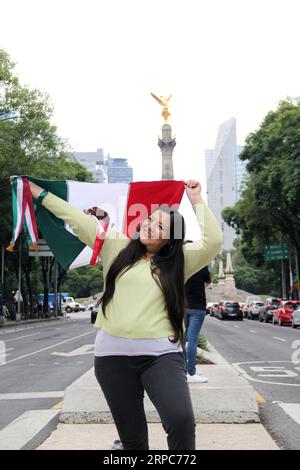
[59,340,260,424]
[0,316,70,330]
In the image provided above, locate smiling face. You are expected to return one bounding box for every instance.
[139,209,171,251]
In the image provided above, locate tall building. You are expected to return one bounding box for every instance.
[69,148,107,182]
[107,156,133,183]
[235,145,247,200]
[205,118,247,251]
[68,149,133,184]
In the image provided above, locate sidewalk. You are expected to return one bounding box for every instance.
[36,343,279,450]
[0,316,68,329]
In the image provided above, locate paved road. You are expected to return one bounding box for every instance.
[202,315,300,450]
[0,312,97,449]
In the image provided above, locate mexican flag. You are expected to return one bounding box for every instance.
[8,177,201,271]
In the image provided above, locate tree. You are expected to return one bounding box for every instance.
[0,49,93,315]
[222,99,300,298]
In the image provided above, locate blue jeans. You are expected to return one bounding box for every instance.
[184,308,206,375]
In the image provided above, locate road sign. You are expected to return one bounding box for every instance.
[264,244,288,261]
[29,239,53,257]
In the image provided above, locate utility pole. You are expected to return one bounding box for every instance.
[0,246,4,324]
[295,246,300,300]
[54,260,58,317]
[281,259,287,299]
[16,242,22,321]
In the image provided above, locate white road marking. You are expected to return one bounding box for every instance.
[249,330,257,333]
[0,347,14,359]
[250,366,298,378]
[0,391,64,400]
[278,403,300,426]
[272,337,287,342]
[4,333,41,343]
[233,325,240,329]
[51,344,94,357]
[233,361,300,387]
[0,409,59,449]
[0,331,95,366]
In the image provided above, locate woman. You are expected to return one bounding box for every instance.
[29,179,222,450]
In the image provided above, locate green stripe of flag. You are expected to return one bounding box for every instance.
[28,177,86,271]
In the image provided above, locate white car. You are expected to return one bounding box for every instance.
[292,307,300,328]
[62,297,80,313]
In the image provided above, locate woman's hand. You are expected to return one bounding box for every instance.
[28,181,44,199]
[185,179,202,205]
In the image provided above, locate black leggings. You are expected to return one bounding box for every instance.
[94,352,196,450]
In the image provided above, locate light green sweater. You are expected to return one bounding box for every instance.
[42,192,222,339]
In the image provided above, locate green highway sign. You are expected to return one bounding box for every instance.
[264,244,289,261]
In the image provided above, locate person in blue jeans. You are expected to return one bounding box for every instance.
[184,262,211,383]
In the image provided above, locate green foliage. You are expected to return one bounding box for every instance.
[0,49,94,312]
[221,99,300,298]
[61,265,103,299]
[223,99,300,257]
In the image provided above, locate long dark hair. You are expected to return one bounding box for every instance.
[100,205,187,344]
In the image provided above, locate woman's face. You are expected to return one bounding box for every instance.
[139,209,171,251]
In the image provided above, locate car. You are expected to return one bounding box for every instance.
[91,297,102,323]
[214,301,224,318]
[206,302,214,315]
[209,302,219,317]
[292,306,300,328]
[242,304,249,318]
[62,296,80,313]
[259,298,282,323]
[247,301,265,320]
[215,301,243,321]
[273,301,300,326]
[91,306,98,324]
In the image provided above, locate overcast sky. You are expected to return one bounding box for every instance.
[1,0,299,196]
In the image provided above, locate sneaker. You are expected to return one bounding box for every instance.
[112,439,124,450]
[187,373,208,383]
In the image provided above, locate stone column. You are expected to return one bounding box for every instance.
[158,123,176,180]
[224,252,237,298]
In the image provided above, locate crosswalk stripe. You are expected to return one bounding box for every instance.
[0,391,64,400]
[278,403,300,425]
[0,410,59,450]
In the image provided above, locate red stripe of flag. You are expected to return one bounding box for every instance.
[124,180,185,238]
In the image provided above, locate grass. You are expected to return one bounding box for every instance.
[197,333,209,352]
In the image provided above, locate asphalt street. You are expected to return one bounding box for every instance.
[0,312,97,448]
[202,315,300,450]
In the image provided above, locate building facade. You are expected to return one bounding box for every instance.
[107,156,133,183]
[68,149,133,184]
[205,118,247,251]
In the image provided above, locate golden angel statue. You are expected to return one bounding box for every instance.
[151,92,173,123]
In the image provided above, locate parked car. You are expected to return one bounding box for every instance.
[273,301,300,326]
[247,301,265,320]
[215,301,243,321]
[292,306,300,328]
[242,304,249,318]
[206,302,214,315]
[91,297,102,324]
[259,298,282,323]
[209,302,219,317]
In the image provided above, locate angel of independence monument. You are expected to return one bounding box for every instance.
[151,92,176,180]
